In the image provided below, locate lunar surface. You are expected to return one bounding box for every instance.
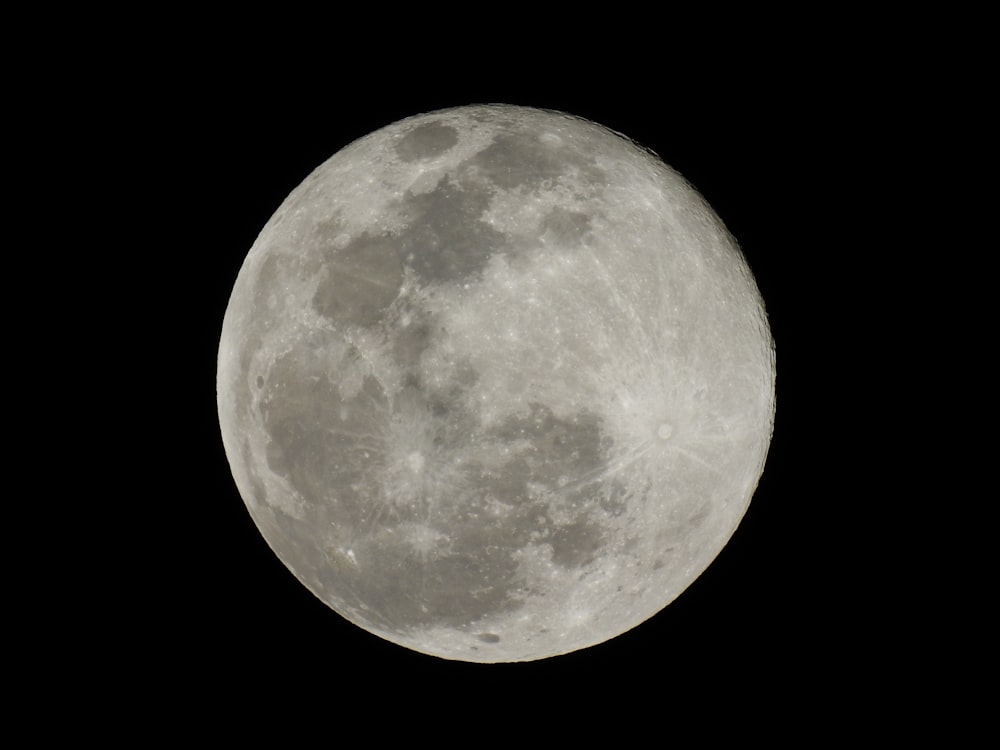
[217,104,775,662]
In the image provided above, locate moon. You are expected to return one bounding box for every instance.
[217,104,775,662]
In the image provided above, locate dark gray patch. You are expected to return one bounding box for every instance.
[599,478,629,517]
[346,532,525,632]
[454,360,479,386]
[255,375,265,389]
[491,403,610,490]
[388,377,479,461]
[426,371,479,430]
[470,133,569,190]
[260,349,387,528]
[391,309,436,372]
[477,633,501,643]
[464,456,534,514]
[467,131,609,193]
[312,233,404,326]
[395,121,459,162]
[540,207,591,246]
[549,519,606,568]
[392,177,506,283]
[484,404,618,570]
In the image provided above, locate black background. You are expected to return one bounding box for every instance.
[16,10,986,735]
[77,41,908,725]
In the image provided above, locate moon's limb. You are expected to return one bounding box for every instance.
[218,105,775,662]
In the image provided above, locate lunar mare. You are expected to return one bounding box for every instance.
[218,104,775,662]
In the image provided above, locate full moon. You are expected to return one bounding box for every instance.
[217,104,775,662]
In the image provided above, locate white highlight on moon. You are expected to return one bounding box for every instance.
[218,104,775,662]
